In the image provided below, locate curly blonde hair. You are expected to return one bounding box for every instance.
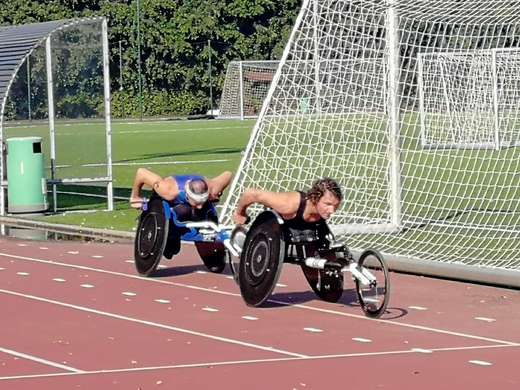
[306,178,342,204]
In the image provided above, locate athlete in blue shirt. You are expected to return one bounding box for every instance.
[130,168,232,210]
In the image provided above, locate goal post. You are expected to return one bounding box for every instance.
[218,60,279,120]
[418,48,520,150]
[220,0,520,283]
[221,0,402,235]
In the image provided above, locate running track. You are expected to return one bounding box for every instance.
[0,236,519,389]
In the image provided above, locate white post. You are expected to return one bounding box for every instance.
[46,36,57,212]
[0,114,4,216]
[102,18,114,211]
[386,0,402,228]
[491,49,500,150]
[439,62,454,143]
[312,0,321,114]
[239,61,244,120]
[417,54,428,147]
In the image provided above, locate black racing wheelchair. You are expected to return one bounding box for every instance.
[134,196,390,319]
[231,210,391,318]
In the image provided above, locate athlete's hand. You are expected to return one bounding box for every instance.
[233,212,249,225]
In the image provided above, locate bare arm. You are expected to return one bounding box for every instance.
[207,171,233,202]
[233,188,300,224]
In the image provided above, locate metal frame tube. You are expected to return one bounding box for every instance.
[102,18,114,211]
[239,61,244,120]
[386,0,402,229]
[46,37,57,212]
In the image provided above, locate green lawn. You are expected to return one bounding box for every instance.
[3,118,255,231]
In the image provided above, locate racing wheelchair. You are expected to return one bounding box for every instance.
[134,195,390,319]
[134,192,233,276]
[230,210,391,318]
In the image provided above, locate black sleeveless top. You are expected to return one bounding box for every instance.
[284,191,330,243]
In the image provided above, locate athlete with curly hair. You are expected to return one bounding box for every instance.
[233,178,342,233]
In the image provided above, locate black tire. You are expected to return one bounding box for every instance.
[195,241,226,273]
[301,265,344,303]
[355,249,390,318]
[134,197,169,276]
[300,243,343,303]
[238,211,285,307]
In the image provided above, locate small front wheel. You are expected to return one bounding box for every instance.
[355,249,390,318]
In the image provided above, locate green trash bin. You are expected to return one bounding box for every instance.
[7,137,48,213]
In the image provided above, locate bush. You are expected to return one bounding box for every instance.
[111,90,207,118]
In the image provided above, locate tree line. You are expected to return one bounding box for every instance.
[0,0,300,118]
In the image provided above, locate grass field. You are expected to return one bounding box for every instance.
[4,112,520,271]
[3,118,256,231]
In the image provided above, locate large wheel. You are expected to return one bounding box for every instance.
[355,249,390,318]
[195,242,226,273]
[238,211,285,307]
[134,197,169,276]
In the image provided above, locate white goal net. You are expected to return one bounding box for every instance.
[419,49,520,149]
[221,0,520,284]
[219,61,279,119]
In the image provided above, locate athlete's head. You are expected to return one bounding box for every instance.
[307,178,342,219]
[185,179,209,209]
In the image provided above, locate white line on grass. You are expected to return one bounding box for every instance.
[0,251,517,346]
[0,343,517,381]
[82,159,230,168]
[0,346,83,373]
[116,126,249,135]
[0,288,307,359]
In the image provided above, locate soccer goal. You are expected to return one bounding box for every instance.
[418,49,520,149]
[218,60,279,119]
[221,0,520,286]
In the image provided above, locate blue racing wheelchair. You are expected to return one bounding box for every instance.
[134,192,239,276]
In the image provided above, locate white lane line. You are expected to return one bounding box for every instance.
[80,284,94,289]
[469,360,493,366]
[202,307,219,312]
[276,283,287,288]
[66,251,79,255]
[16,272,29,276]
[154,299,171,304]
[0,251,517,346]
[408,306,428,311]
[275,302,519,346]
[0,346,83,373]
[91,255,104,259]
[16,244,27,247]
[0,288,306,358]
[474,317,496,323]
[242,316,258,321]
[411,348,433,353]
[304,327,323,333]
[122,292,137,296]
[0,343,517,381]
[39,247,48,250]
[0,267,4,271]
[52,278,66,282]
[352,337,372,343]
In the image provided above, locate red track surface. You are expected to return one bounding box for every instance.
[0,236,519,389]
